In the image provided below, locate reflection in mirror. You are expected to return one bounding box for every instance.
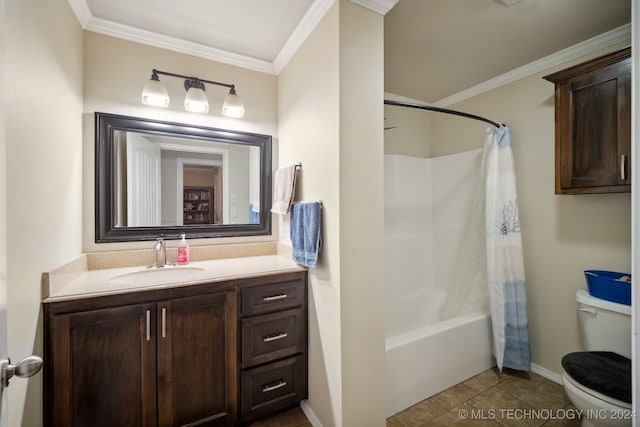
[96,113,272,242]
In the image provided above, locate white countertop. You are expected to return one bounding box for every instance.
[44,255,306,303]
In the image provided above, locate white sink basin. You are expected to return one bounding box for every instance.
[109,266,205,286]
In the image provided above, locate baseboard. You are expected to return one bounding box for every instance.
[531,363,563,385]
[300,400,324,427]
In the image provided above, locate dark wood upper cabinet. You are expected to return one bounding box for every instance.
[544,48,631,194]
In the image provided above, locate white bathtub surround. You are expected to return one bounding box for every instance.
[385,314,494,417]
[435,148,489,320]
[384,150,494,416]
[484,127,531,371]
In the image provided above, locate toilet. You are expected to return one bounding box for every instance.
[561,289,632,427]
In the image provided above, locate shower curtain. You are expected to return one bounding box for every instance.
[484,127,531,371]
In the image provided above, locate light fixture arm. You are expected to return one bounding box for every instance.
[152,69,235,91]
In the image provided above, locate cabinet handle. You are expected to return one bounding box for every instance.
[620,154,627,181]
[263,332,288,342]
[146,310,151,341]
[161,308,166,338]
[262,380,287,393]
[263,294,287,302]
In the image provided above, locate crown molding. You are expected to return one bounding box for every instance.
[68,0,397,75]
[67,0,92,27]
[434,23,631,107]
[84,16,276,74]
[68,0,338,76]
[274,0,336,74]
[349,0,399,15]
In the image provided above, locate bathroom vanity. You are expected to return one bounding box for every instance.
[42,256,308,427]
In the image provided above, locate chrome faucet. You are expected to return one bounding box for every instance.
[152,237,168,268]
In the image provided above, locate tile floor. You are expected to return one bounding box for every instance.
[252,367,579,427]
[247,406,312,427]
[387,368,579,427]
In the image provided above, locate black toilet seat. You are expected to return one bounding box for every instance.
[561,351,631,404]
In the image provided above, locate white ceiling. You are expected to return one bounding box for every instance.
[68,0,631,103]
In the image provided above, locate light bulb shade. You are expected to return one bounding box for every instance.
[184,87,209,113]
[222,91,245,118]
[142,77,170,107]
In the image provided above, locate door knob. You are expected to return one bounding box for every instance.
[0,356,43,389]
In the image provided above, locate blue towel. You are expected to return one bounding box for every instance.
[249,204,260,224]
[290,202,322,268]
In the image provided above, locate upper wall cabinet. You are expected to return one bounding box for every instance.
[544,48,631,195]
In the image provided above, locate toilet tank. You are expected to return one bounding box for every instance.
[576,289,632,358]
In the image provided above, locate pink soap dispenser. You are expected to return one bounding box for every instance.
[177,234,189,265]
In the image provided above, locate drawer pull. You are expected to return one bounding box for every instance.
[161,308,166,338]
[621,154,627,181]
[263,332,288,342]
[263,294,287,302]
[262,380,287,393]
[146,310,151,341]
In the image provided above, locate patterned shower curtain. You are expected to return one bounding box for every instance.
[484,126,531,371]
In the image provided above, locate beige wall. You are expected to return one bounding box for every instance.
[278,4,342,425]
[82,32,279,252]
[338,2,385,426]
[278,1,386,426]
[428,43,632,375]
[384,100,431,157]
[4,0,84,425]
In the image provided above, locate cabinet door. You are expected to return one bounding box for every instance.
[546,48,632,194]
[561,58,631,192]
[47,303,157,427]
[157,291,237,426]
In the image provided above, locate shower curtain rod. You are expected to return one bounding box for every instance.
[384,99,503,128]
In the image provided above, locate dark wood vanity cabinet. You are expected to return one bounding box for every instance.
[43,270,307,427]
[157,292,237,426]
[544,48,631,194]
[45,302,159,427]
[238,280,308,423]
[44,291,236,427]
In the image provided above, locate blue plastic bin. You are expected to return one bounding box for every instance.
[584,270,631,306]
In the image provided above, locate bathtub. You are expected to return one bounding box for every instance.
[384,151,493,416]
[385,312,494,417]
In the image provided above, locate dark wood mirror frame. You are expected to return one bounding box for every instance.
[95,112,272,243]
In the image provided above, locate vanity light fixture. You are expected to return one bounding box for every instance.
[141,69,245,118]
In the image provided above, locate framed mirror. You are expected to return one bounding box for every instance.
[95,112,272,242]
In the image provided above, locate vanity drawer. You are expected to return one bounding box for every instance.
[240,355,307,423]
[241,307,304,368]
[241,280,304,316]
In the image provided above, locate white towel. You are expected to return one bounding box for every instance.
[271,164,298,214]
